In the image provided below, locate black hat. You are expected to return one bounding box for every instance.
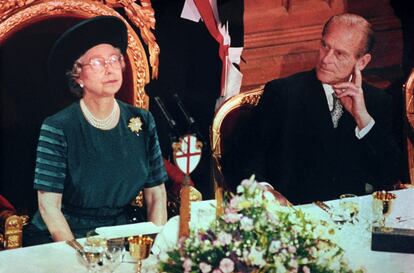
[48,15,128,92]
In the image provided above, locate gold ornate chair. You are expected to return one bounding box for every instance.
[0,0,159,249]
[211,86,264,190]
[0,195,29,250]
[404,69,414,184]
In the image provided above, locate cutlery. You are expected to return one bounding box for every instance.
[314,201,346,224]
[66,239,84,255]
[314,201,331,214]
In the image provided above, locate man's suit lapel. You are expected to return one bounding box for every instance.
[299,72,336,154]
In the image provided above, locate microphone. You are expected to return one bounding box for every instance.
[173,93,205,145]
[154,96,180,142]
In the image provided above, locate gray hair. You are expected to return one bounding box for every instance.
[66,60,83,97]
[322,13,375,57]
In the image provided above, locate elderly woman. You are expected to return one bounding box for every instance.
[26,16,167,244]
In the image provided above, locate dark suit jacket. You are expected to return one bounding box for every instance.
[223,70,402,204]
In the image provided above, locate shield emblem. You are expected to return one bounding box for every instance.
[173,134,203,175]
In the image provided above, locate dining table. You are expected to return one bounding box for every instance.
[0,189,413,273]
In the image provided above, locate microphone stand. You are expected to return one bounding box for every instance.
[154,96,181,144]
[173,93,206,148]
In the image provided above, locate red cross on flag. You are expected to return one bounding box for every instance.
[173,134,203,175]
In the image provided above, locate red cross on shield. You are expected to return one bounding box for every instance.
[173,134,202,175]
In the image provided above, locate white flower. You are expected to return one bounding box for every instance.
[275,262,287,273]
[288,258,298,269]
[158,251,169,262]
[241,178,253,188]
[248,248,266,267]
[263,190,276,202]
[223,212,242,223]
[269,240,282,253]
[240,216,254,231]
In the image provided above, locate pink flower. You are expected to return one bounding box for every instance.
[212,270,222,273]
[303,266,311,273]
[229,196,242,210]
[288,245,297,253]
[218,231,232,245]
[183,258,192,273]
[199,262,212,273]
[219,258,235,273]
[178,236,187,248]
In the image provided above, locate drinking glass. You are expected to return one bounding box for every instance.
[82,232,107,273]
[339,194,359,223]
[104,237,125,273]
[372,191,396,231]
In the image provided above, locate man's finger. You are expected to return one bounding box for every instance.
[336,89,358,98]
[354,65,362,87]
[333,82,355,90]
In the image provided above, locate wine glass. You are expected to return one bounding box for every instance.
[372,191,396,231]
[104,237,125,273]
[338,194,359,223]
[82,232,107,273]
[128,235,153,273]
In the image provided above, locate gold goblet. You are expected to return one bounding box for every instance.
[128,235,153,273]
[372,191,396,232]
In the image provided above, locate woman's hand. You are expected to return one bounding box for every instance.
[37,190,74,242]
[144,184,167,226]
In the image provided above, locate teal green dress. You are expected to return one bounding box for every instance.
[30,100,167,240]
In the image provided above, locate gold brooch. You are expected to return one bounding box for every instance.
[128,117,143,135]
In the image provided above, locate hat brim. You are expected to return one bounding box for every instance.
[48,16,128,93]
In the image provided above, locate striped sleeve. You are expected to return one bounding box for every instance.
[34,122,67,193]
[145,112,168,188]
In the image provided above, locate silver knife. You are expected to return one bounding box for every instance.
[66,239,84,255]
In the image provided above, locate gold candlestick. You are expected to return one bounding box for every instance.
[128,235,153,273]
[179,175,191,239]
[215,185,224,217]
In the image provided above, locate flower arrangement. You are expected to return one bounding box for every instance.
[152,178,362,273]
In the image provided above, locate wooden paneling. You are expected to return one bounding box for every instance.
[348,0,402,69]
[241,0,402,91]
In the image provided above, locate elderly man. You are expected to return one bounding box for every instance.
[224,13,402,204]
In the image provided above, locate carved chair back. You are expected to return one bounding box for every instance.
[211,87,264,190]
[404,69,414,184]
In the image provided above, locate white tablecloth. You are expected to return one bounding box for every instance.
[297,189,414,273]
[1,189,413,273]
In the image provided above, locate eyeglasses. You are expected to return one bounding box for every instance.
[77,54,123,73]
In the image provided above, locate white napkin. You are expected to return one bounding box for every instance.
[95,222,162,239]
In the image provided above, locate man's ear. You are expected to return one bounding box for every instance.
[357,53,371,71]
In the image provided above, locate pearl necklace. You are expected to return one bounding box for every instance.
[80,99,119,130]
